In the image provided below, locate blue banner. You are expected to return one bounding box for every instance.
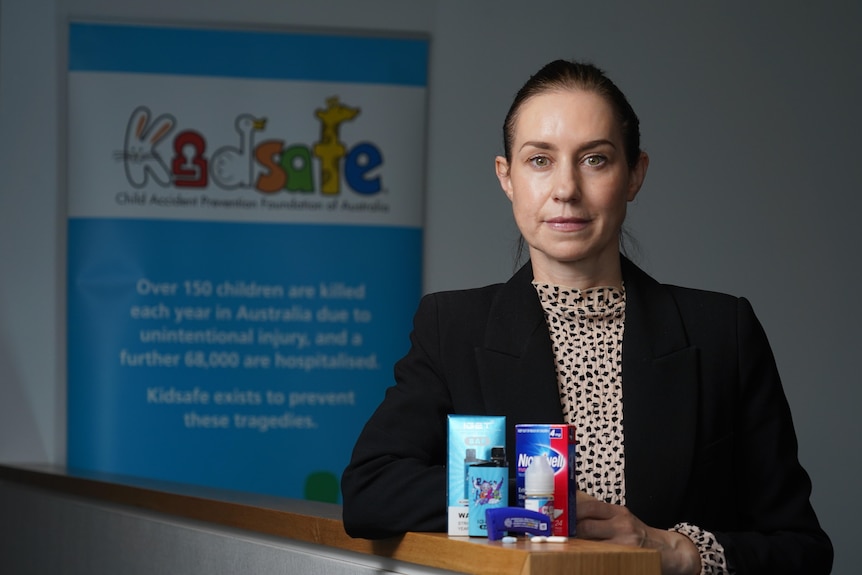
[67,22,428,501]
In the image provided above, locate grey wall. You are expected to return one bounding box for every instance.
[2,0,859,573]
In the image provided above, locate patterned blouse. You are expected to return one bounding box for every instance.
[534,282,729,575]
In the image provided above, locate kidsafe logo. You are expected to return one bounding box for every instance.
[116,97,383,196]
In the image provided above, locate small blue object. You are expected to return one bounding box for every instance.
[485,507,553,541]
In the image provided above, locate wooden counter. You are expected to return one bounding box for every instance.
[0,463,660,575]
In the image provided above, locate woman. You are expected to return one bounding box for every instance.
[341,60,832,574]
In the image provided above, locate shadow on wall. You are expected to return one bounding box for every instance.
[0,327,48,462]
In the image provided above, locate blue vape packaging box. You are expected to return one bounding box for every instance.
[447,415,506,536]
[467,450,507,536]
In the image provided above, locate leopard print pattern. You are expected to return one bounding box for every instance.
[534,282,626,504]
[671,523,730,574]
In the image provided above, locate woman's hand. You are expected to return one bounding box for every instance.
[575,491,701,575]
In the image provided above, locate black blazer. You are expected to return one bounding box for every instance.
[341,257,832,573]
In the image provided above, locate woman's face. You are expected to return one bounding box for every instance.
[496,89,648,287]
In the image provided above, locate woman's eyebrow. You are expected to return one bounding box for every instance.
[519,139,617,153]
[519,140,555,152]
[575,139,617,153]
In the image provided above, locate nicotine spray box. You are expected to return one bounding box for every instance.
[515,424,577,536]
[447,415,506,536]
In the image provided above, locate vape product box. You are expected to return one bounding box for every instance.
[466,446,508,536]
[515,424,577,536]
[447,415,506,536]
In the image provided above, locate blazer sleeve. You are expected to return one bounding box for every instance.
[340,293,453,538]
[711,297,832,573]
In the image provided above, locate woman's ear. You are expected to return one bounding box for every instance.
[626,151,649,201]
[495,156,514,201]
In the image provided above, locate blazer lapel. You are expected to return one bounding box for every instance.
[475,262,564,424]
[621,258,699,527]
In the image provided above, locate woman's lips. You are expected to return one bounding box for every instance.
[545,216,589,232]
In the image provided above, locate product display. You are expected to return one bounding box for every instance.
[467,446,508,536]
[516,424,577,536]
[524,453,555,521]
[447,415,506,536]
[485,507,553,541]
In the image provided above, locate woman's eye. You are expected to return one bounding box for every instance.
[530,156,550,168]
[584,155,606,167]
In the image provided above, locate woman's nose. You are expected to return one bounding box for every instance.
[553,167,580,202]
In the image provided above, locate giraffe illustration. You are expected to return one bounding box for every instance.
[313,97,360,195]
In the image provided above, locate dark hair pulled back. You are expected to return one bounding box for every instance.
[502,60,642,169]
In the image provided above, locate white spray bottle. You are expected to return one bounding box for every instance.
[524,453,555,522]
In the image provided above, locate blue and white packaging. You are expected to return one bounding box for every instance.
[447,415,506,536]
[515,424,577,536]
[467,447,508,536]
